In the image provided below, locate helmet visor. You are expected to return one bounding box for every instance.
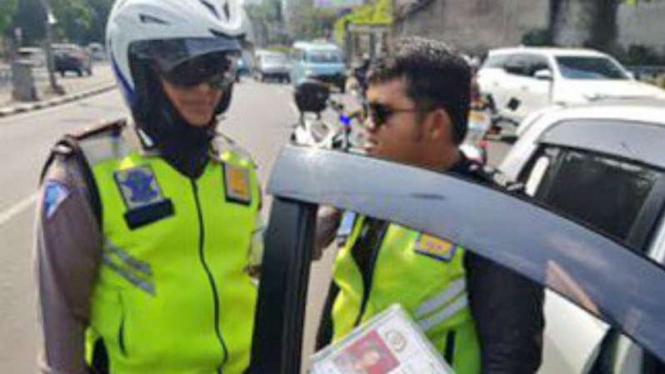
[130,37,241,73]
[159,52,238,89]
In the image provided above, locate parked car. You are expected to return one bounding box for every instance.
[499,99,665,374]
[235,56,249,81]
[53,43,93,77]
[476,47,665,122]
[254,50,290,83]
[290,41,346,92]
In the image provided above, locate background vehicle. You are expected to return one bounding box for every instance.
[53,44,93,77]
[499,99,665,374]
[290,41,346,92]
[477,47,665,122]
[236,56,249,82]
[254,50,290,83]
[291,80,363,151]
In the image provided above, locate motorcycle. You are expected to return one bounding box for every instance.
[291,79,364,153]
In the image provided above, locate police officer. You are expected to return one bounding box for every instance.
[316,37,544,374]
[35,0,262,373]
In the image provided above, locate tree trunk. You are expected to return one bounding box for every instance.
[550,0,619,52]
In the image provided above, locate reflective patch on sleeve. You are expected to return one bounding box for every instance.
[43,181,70,220]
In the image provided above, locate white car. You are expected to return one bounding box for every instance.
[500,99,665,374]
[477,47,665,122]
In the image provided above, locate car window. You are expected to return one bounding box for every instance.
[482,53,510,69]
[504,54,533,76]
[523,54,551,76]
[306,50,342,63]
[265,54,286,64]
[589,330,665,374]
[555,56,629,80]
[521,146,663,252]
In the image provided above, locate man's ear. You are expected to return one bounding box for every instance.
[425,108,454,143]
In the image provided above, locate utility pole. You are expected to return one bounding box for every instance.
[39,0,64,95]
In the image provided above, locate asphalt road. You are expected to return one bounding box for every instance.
[0,78,512,373]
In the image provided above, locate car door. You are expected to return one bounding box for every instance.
[517,54,553,118]
[249,145,665,374]
[501,53,552,121]
[477,53,512,110]
[504,118,665,374]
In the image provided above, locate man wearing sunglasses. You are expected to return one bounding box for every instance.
[316,37,544,374]
[35,1,263,374]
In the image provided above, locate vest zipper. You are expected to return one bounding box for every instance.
[118,293,128,357]
[353,220,389,327]
[191,180,229,372]
[444,330,457,366]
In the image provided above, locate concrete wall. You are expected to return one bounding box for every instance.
[393,0,549,54]
[617,1,665,54]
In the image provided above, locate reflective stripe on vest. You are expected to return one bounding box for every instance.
[331,215,481,374]
[81,132,260,374]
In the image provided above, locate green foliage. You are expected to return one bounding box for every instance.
[333,0,392,43]
[10,0,112,45]
[0,0,18,35]
[245,0,287,46]
[291,6,338,41]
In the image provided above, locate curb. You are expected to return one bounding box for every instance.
[0,83,116,118]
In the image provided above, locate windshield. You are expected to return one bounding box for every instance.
[306,50,342,63]
[555,56,629,80]
[265,55,287,64]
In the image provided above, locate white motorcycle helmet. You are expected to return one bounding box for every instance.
[106,0,245,125]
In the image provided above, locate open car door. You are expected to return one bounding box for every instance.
[248,146,665,374]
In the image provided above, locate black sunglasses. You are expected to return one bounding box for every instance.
[363,102,426,127]
[158,54,237,89]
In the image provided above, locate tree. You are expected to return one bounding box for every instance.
[290,6,338,41]
[550,0,656,53]
[245,0,286,46]
[0,0,18,36]
[51,0,95,43]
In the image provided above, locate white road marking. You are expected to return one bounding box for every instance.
[0,193,38,227]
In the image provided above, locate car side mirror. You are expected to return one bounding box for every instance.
[534,69,553,81]
[294,79,330,114]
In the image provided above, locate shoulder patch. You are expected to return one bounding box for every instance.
[414,233,457,262]
[114,166,165,210]
[43,181,70,220]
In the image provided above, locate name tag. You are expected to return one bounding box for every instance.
[224,163,252,205]
[414,234,457,262]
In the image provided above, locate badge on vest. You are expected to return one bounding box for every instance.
[223,163,252,205]
[414,234,457,262]
[114,166,174,230]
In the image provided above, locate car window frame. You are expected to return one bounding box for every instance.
[519,144,665,252]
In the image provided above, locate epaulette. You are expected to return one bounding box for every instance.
[40,119,128,225]
[68,118,127,141]
[212,131,258,168]
[49,119,127,158]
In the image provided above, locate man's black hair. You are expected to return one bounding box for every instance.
[368,37,472,144]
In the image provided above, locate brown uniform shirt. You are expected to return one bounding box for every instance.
[36,148,264,374]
